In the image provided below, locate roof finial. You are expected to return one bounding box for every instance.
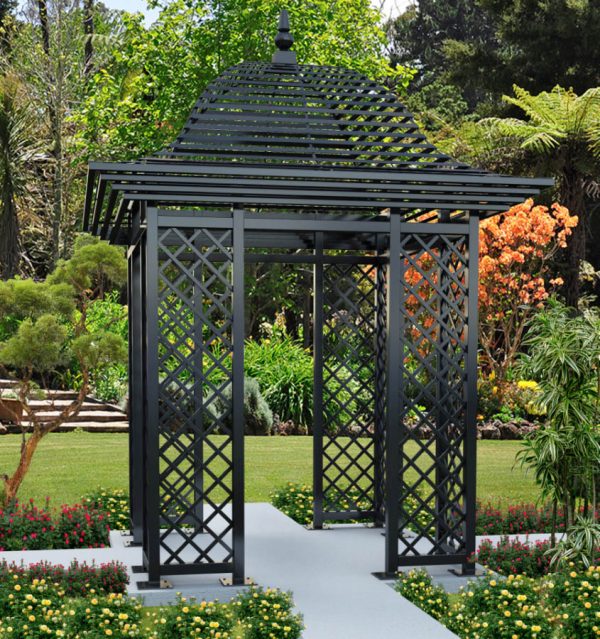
[272,9,297,64]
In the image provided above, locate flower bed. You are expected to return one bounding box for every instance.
[395,566,600,639]
[0,577,303,639]
[82,487,130,531]
[474,537,553,577]
[0,560,128,597]
[0,499,109,551]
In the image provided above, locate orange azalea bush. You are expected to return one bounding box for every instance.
[478,199,577,382]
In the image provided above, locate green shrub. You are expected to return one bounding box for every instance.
[67,592,143,637]
[271,483,313,526]
[475,537,552,577]
[215,377,274,435]
[234,587,303,639]
[394,569,449,621]
[149,594,235,639]
[544,564,600,639]
[0,560,128,597]
[445,573,552,639]
[82,487,130,531]
[244,336,313,429]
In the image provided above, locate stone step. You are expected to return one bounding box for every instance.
[3,421,129,434]
[32,410,128,423]
[27,399,123,412]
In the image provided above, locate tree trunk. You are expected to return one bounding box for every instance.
[0,182,20,278]
[83,0,94,76]
[2,430,43,505]
[36,0,64,266]
[560,169,587,307]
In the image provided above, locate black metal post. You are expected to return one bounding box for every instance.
[435,234,451,546]
[128,241,144,544]
[312,232,324,529]
[231,207,246,584]
[141,207,161,587]
[384,214,402,576]
[373,233,386,527]
[192,234,205,532]
[463,216,479,574]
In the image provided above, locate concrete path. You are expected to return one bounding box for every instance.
[0,503,480,638]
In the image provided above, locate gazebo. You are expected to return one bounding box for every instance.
[83,11,551,588]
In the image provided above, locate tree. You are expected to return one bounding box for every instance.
[0,73,41,279]
[478,199,578,384]
[446,0,600,100]
[517,301,600,551]
[75,0,413,161]
[385,0,498,124]
[0,235,127,506]
[482,86,600,305]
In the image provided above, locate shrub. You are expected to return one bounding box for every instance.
[271,483,313,526]
[82,487,130,531]
[244,336,313,429]
[476,501,568,535]
[395,569,449,621]
[445,573,552,639]
[0,499,111,551]
[67,592,143,637]
[235,587,303,639]
[0,499,56,551]
[150,594,235,639]
[0,560,128,597]
[544,564,600,639]
[215,377,274,435]
[475,537,553,577]
[53,503,110,548]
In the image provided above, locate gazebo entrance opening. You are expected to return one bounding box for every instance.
[127,207,478,587]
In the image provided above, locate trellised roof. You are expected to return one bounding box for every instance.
[159,61,465,170]
[83,10,552,245]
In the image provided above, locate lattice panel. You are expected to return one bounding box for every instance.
[397,232,469,557]
[157,227,234,566]
[321,263,378,517]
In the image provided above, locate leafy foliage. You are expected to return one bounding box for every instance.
[395,569,449,621]
[75,0,411,161]
[481,85,600,304]
[517,301,600,552]
[0,234,127,506]
[244,336,313,429]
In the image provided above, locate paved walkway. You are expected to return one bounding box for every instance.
[1,503,469,639]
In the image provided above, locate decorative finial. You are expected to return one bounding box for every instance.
[272,9,297,64]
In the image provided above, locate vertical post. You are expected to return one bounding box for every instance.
[373,234,386,527]
[232,208,245,583]
[312,232,324,529]
[142,207,161,585]
[384,214,402,575]
[463,215,479,574]
[128,241,144,544]
[192,235,205,532]
[435,235,451,547]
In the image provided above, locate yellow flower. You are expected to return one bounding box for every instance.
[532,625,541,632]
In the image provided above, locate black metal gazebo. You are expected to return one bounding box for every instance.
[83,12,551,588]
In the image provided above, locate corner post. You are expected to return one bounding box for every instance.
[384,213,402,575]
[231,207,246,584]
[312,231,325,529]
[373,234,386,527]
[463,215,479,574]
[142,206,161,586]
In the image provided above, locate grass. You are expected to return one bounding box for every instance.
[0,432,539,507]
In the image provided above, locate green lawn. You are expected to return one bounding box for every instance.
[0,432,539,507]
